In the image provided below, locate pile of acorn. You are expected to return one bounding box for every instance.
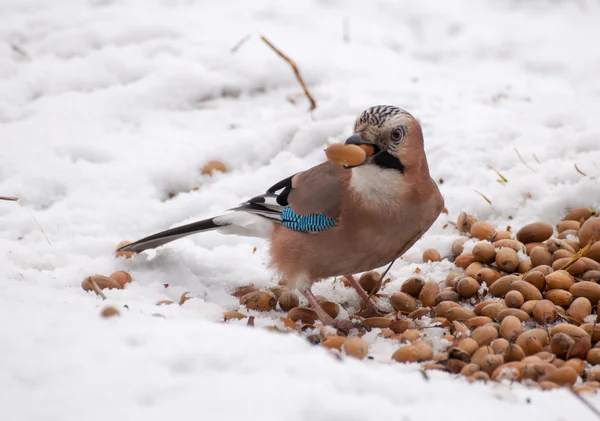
[85,207,600,394]
[222,208,600,393]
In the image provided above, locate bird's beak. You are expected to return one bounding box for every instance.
[344,134,379,159]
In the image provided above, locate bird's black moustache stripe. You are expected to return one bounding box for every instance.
[374,151,404,173]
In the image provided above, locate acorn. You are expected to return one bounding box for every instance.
[585,242,600,263]
[568,297,592,324]
[495,247,519,273]
[557,220,580,233]
[476,268,501,286]
[552,249,574,262]
[553,258,586,276]
[402,329,422,342]
[268,285,286,299]
[458,338,480,355]
[470,347,494,368]
[419,281,440,307]
[545,289,573,308]
[472,325,499,346]
[516,329,549,349]
[201,160,227,175]
[587,349,600,365]
[467,372,490,383]
[82,275,121,292]
[100,306,120,318]
[495,230,512,241]
[516,222,554,244]
[471,222,497,241]
[530,246,553,268]
[570,281,600,304]
[523,270,546,292]
[451,237,468,256]
[474,299,499,316]
[480,303,508,320]
[325,144,367,167]
[231,284,259,298]
[455,254,476,269]
[422,248,441,262]
[359,271,382,295]
[322,336,347,350]
[508,280,542,301]
[491,338,510,355]
[539,366,578,386]
[320,301,340,319]
[532,300,556,324]
[156,300,175,306]
[500,315,523,341]
[479,354,504,375]
[496,308,530,322]
[520,300,539,316]
[466,316,494,329]
[115,241,136,259]
[465,262,485,278]
[389,319,416,334]
[545,238,575,254]
[445,307,476,322]
[456,277,480,299]
[288,307,318,324]
[492,362,525,381]
[401,277,425,297]
[434,301,461,317]
[489,275,521,298]
[240,291,276,311]
[109,271,132,288]
[408,308,431,320]
[435,290,460,304]
[494,239,526,253]
[472,242,496,264]
[224,311,246,321]
[363,317,393,329]
[563,358,585,376]
[278,290,299,312]
[504,344,526,362]
[579,217,600,247]
[343,338,369,359]
[563,207,593,222]
[457,212,477,233]
[505,290,524,308]
[390,292,418,313]
[460,363,479,377]
[392,342,433,363]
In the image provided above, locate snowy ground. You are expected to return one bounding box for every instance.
[2,0,600,420]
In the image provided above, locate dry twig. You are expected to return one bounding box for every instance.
[560,238,596,271]
[0,196,18,201]
[474,190,492,205]
[260,35,316,110]
[514,148,536,172]
[87,277,107,300]
[575,163,587,176]
[489,166,508,183]
[230,34,251,53]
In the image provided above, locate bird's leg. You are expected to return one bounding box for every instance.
[301,288,356,331]
[343,273,386,317]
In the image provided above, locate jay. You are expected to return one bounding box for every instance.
[119,105,444,329]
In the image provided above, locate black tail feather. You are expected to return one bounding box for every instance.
[118,217,224,254]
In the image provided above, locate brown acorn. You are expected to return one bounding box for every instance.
[359,271,382,295]
[456,277,480,299]
[516,222,554,244]
[530,246,553,268]
[109,271,132,288]
[278,290,299,311]
[471,222,497,241]
[240,291,277,311]
[495,247,519,273]
[100,306,120,318]
[472,242,496,264]
[201,160,227,175]
[343,338,369,359]
[390,292,418,313]
[419,280,440,307]
[422,248,441,262]
[82,275,121,292]
[505,290,524,308]
[401,277,425,297]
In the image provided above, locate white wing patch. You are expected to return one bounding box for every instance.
[213,212,274,239]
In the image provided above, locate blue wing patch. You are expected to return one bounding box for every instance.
[281,207,335,232]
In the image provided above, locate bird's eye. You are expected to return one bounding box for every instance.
[391,128,404,142]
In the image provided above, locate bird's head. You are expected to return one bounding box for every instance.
[345,105,426,175]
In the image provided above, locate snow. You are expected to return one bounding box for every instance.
[1,0,600,420]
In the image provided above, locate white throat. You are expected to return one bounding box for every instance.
[349,164,404,208]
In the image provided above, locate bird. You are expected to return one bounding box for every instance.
[118,105,444,329]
